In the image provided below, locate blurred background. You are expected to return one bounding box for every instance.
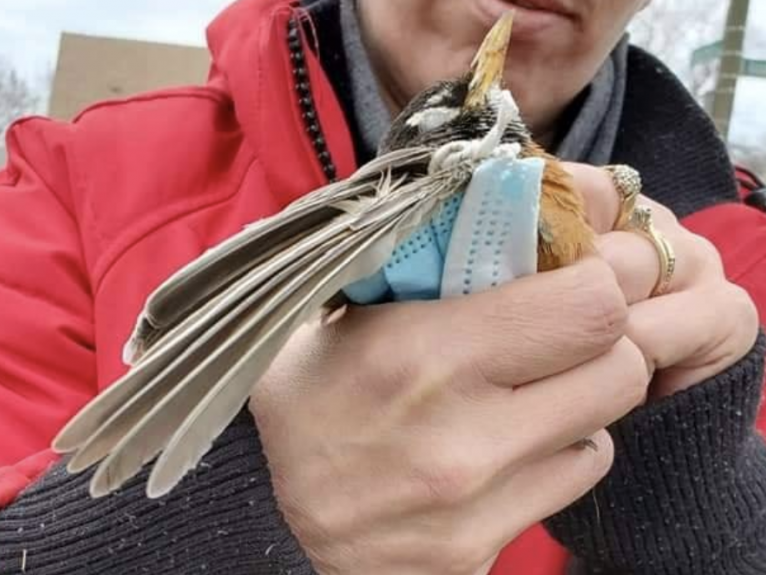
[0,0,764,172]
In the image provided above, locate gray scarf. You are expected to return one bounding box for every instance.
[339,0,628,166]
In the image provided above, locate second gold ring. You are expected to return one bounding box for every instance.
[626,206,677,298]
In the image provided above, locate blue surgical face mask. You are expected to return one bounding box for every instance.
[344,156,544,304]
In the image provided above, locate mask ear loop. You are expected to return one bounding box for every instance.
[428,89,521,175]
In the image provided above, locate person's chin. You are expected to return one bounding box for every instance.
[473,0,574,41]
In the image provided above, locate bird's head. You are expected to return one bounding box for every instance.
[379,13,531,154]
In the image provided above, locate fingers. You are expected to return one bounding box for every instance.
[475,430,614,548]
[491,337,648,462]
[401,337,646,504]
[386,431,615,573]
[561,163,622,234]
[344,257,628,390]
[561,162,757,401]
[626,283,760,396]
[561,163,683,239]
[596,226,715,304]
[492,430,614,541]
[576,177,725,303]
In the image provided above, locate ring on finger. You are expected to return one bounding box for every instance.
[605,165,643,231]
[626,206,677,297]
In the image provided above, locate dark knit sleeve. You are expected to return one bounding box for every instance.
[0,411,317,575]
[547,334,766,575]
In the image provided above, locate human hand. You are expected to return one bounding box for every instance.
[542,165,764,574]
[249,257,647,575]
[565,163,760,399]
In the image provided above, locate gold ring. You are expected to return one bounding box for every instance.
[605,165,643,231]
[626,206,677,297]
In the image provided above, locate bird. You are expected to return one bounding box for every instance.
[53,12,595,499]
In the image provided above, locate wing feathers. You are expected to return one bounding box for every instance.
[146,219,403,497]
[125,148,432,363]
[86,230,355,495]
[54,146,456,498]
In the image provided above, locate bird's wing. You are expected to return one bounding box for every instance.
[53,148,468,498]
[122,147,435,363]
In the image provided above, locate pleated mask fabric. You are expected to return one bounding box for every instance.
[343,156,544,303]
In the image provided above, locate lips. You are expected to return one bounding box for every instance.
[502,0,574,17]
[474,0,575,40]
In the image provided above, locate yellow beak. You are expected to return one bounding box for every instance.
[464,12,515,109]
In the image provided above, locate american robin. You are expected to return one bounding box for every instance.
[54,13,594,498]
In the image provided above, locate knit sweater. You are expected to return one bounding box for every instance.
[2,4,766,575]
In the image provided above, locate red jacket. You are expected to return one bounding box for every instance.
[0,0,764,573]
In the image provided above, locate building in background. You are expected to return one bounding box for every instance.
[18,16,766,177]
[49,33,209,120]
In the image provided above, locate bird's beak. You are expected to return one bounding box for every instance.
[464,12,515,109]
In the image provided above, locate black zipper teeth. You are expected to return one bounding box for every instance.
[287,17,338,183]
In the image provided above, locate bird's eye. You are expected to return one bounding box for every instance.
[405,106,461,133]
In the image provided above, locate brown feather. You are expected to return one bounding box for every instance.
[522,143,595,271]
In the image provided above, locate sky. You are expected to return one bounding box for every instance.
[0,0,229,84]
[0,0,765,147]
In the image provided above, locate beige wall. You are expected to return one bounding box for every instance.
[49,33,211,120]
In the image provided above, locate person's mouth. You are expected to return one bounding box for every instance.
[506,0,574,17]
[475,0,575,39]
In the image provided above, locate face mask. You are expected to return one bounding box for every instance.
[344,156,544,303]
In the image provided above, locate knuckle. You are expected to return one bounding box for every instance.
[689,233,718,259]
[357,347,410,402]
[610,338,651,407]
[569,259,629,345]
[698,282,759,357]
[412,451,488,509]
[351,310,426,400]
[688,233,724,277]
[725,283,760,337]
[651,202,678,226]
